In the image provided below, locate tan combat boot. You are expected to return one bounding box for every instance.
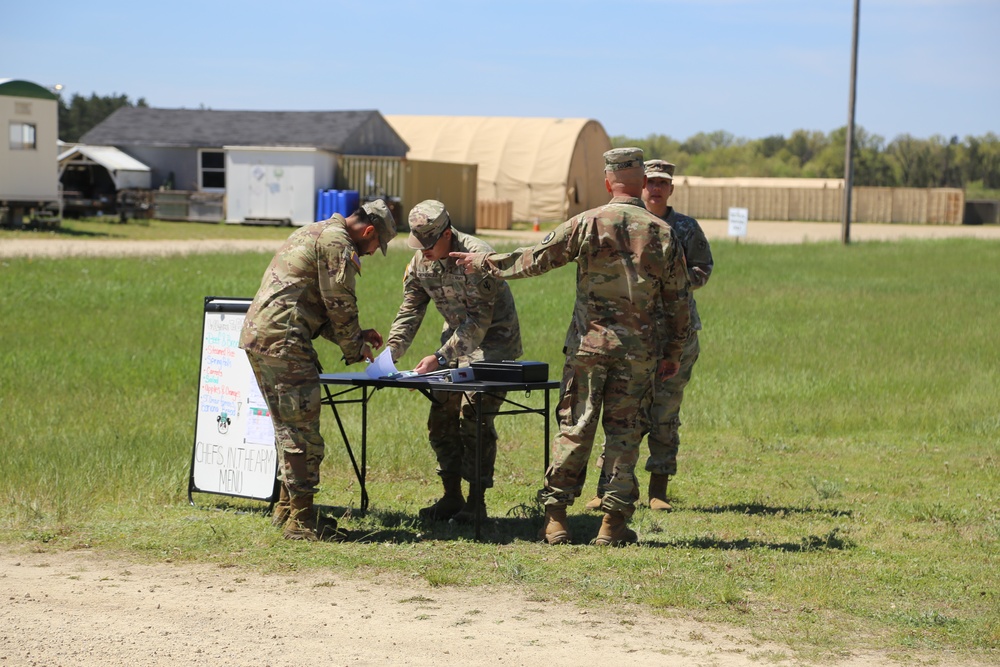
[271,483,291,527]
[594,511,637,546]
[418,474,466,521]
[536,505,571,545]
[648,473,672,512]
[283,494,319,541]
[452,484,487,524]
[584,495,602,511]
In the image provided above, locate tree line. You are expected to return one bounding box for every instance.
[58,92,148,144]
[612,128,1000,197]
[58,93,999,198]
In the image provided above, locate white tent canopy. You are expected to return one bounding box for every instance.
[385,115,612,222]
[58,145,151,190]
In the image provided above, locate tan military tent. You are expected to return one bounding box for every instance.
[385,115,612,222]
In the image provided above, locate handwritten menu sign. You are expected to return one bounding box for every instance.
[189,298,277,501]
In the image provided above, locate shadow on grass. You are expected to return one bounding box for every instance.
[192,499,273,517]
[686,502,853,518]
[643,528,856,552]
[193,500,855,551]
[354,511,548,545]
[13,225,117,238]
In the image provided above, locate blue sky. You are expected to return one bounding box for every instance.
[4,0,998,142]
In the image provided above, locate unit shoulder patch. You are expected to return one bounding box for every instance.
[477,276,498,298]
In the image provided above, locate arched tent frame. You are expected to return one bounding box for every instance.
[386,115,611,222]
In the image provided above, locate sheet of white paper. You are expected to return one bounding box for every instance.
[366,347,399,379]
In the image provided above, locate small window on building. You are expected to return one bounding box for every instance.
[200,150,225,190]
[9,122,37,150]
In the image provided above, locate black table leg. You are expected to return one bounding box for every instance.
[544,388,550,473]
[360,386,368,512]
[474,394,483,542]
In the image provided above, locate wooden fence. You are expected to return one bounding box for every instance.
[670,185,965,224]
[477,199,513,230]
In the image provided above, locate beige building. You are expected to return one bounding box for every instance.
[385,115,612,222]
[0,79,60,225]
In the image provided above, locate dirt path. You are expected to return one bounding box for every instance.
[5,546,984,667]
[2,220,998,260]
[0,547,795,667]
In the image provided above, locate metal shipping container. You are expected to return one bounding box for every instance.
[337,155,477,232]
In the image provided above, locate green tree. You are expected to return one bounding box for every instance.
[58,92,149,143]
[610,133,682,161]
[786,130,829,167]
[887,134,937,187]
[757,134,787,158]
[851,129,894,186]
[681,130,737,155]
[610,127,996,191]
[801,127,845,178]
[966,133,1000,190]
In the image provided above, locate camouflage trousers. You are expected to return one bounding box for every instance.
[645,332,700,476]
[539,352,655,515]
[428,389,506,488]
[246,352,324,497]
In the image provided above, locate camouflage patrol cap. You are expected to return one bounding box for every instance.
[361,199,397,256]
[604,147,644,171]
[406,200,451,250]
[645,159,675,181]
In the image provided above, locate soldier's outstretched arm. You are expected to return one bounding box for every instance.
[451,251,487,274]
[451,219,579,280]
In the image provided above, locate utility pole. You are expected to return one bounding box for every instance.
[842,0,860,245]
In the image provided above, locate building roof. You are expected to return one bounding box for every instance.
[58,145,151,172]
[79,108,409,155]
[0,78,59,100]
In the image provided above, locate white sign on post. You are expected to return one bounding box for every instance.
[728,207,749,238]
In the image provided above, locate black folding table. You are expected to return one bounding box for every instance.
[319,372,559,541]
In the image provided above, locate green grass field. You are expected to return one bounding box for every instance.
[0,216,298,240]
[1,231,997,660]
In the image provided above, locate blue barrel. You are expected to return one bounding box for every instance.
[344,190,361,216]
[315,189,324,221]
[323,190,336,219]
[340,190,360,217]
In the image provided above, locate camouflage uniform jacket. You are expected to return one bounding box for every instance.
[663,207,713,332]
[240,215,367,364]
[388,230,522,365]
[472,196,690,362]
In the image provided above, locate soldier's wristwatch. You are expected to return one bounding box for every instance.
[434,351,448,367]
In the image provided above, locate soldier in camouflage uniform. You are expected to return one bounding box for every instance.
[386,200,522,524]
[584,160,713,513]
[240,200,397,541]
[452,148,690,546]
